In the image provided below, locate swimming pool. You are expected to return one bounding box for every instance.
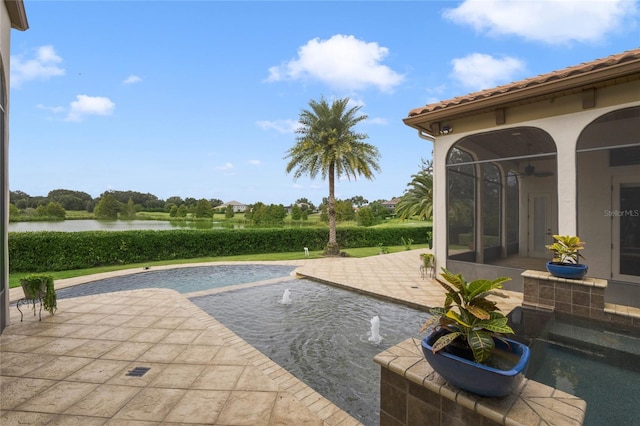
[55,264,297,298]
[191,279,427,426]
[509,308,640,426]
[54,264,425,425]
[54,265,640,425]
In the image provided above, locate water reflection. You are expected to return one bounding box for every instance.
[8,219,244,232]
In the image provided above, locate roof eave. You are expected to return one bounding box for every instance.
[6,0,28,31]
[403,58,640,134]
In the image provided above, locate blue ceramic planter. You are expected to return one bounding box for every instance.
[546,261,588,280]
[421,330,530,397]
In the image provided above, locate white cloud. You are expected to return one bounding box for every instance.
[248,160,261,166]
[123,75,142,84]
[256,119,300,134]
[421,85,448,105]
[36,104,65,114]
[444,0,637,45]
[266,34,404,92]
[346,97,366,108]
[11,45,65,88]
[216,162,234,171]
[65,95,115,122]
[367,117,388,125]
[451,53,526,91]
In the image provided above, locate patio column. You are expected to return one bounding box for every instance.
[554,133,578,235]
[432,134,453,270]
[542,114,595,237]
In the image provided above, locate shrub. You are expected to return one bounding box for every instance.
[8,226,432,273]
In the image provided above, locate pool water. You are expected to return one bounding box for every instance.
[54,265,640,425]
[510,308,640,426]
[529,342,639,425]
[192,279,427,426]
[56,264,296,298]
[197,283,640,426]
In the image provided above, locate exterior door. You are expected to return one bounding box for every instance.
[528,193,554,258]
[612,178,640,283]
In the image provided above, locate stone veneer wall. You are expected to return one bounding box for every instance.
[374,338,586,426]
[522,270,606,317]
[374,270,640,426]
[379,367,502,426]
[521,270,640,330]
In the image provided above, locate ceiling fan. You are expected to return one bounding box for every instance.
[519,162,554,178]
[516,144,554,178]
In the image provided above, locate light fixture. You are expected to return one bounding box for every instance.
[439,125,453,135]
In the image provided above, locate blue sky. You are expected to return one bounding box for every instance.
[9,0,639,206]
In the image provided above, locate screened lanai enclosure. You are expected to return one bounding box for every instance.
[403,50,639,305]
[442,106,640,301]
[576,107,640,285]
[446,126,557,268]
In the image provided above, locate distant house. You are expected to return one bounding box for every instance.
[381,197,402,211]
[1,0,30,334]
[403,48,640,301]
[220,200,247,213]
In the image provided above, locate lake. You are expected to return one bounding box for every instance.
[8,219,239,233]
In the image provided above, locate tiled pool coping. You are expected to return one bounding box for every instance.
[374,338,587,426]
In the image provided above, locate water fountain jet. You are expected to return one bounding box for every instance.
[281,288,291,305]
[368,315,382,344]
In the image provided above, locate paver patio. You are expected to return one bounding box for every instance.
[1,249,522,425]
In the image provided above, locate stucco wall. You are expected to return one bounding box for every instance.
[428,81,640,277]
[578,150,640,280]
[0,1,12,332]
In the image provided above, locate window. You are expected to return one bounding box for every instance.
[482,163,501,250]
[447,148,476,259]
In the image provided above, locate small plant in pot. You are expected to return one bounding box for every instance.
[419,268,530,397]
[18,274,57,320]
[545,235,588,279]
[419,253,435,279]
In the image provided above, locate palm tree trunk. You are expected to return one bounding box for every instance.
[326,163,340,255]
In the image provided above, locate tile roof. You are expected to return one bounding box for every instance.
[407,48,640,118]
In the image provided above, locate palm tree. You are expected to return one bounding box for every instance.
[395,160,433,221]
[285,97,380,255]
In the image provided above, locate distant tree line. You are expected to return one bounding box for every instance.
[9,189,400,225]
[9,189,225,213]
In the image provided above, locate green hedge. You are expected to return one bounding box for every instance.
[458,233,500,248]
[8,226,432,273]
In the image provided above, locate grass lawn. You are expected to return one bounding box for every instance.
[9,244,430,288]
[62,210,431,227]
[64,210,95,220]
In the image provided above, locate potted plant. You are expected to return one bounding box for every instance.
[419,269,530,397]
[419,253,435,279]
[545,235,588,279]
[18,274,57,320]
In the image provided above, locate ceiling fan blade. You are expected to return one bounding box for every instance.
[524,164,535,176]
[520,156,554,177]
